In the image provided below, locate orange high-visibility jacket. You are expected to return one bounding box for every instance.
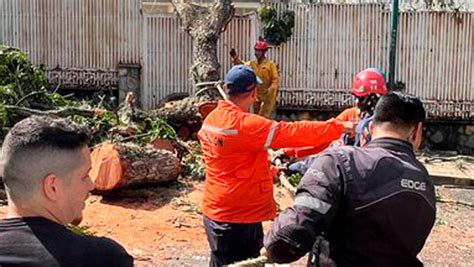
[336,106,361,122]
[282,107,361,158]
[198,100,345,223]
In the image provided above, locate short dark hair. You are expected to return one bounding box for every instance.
[2,115,89,151]
[1,116,89,201]
[374,92,426,128]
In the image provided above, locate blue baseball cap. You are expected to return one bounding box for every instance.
[224,65,263,95]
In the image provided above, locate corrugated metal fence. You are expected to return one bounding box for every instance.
[0,0,141,68]
[0,1,473,119]
[0,0,141,89]
[396,11,474,119]
[270,4,473,119]
[270,4,392,110]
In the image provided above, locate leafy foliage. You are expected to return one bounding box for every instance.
[182,141,205,179]
[259,6,295,46]
[0,45,54,108]
[287,173,303,187]
[0,46,177,147]
[145,117,177,141]
[67,224,97,236]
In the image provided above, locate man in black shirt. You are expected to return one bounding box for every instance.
[264,92,436,266]
[0,115,133,267]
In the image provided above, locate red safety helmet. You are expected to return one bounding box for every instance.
[351,69,388,97]
[254,41,269,50]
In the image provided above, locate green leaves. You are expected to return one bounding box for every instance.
[0,45,47,99]
[145,117,177,141]
[0,45,177,148]
[67,224,97,236]
[259,7,295,46]
[287,173,303,187]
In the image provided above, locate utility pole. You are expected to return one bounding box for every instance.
[388,0,400,90]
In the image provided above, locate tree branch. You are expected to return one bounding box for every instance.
[5,105,96,118]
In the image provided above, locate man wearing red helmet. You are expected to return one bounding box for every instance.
[281,68,388,161]
[230,41,280,118]
[350,68,388,146]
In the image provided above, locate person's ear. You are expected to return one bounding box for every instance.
[42,173,60,202]
[251,87,257,99]
[411,122,423,151]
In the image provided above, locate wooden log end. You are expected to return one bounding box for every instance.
[89,143,124,191]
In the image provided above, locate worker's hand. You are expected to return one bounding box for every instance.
[270,165,285,184]
[229,48,237,58]
[271,149,289,163]
[341,121,357,137]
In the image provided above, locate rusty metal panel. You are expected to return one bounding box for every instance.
[142,13,257,109]
[0,0,141,70]
[396,11,474,119]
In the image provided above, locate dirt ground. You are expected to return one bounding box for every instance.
[1,180,472,267]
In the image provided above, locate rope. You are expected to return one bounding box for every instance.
[227,256,269,267]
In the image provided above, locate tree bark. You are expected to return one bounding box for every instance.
[153,97,218,139]
[90,143,182,192]
[171,0,234,98]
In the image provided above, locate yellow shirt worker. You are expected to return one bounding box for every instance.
[230,41,280,118]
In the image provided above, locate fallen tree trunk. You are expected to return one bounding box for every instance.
[89,143,182,192]
[153,97,218,139]
[153,97,204,123]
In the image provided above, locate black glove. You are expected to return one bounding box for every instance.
[229,48,237,58]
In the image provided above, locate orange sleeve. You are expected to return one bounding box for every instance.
[283,148,297,157]
[269,119,344,150]
[281,108,357,158]
[284,141,334,159]
[240,113,278,150]
[241,115,344,151]
[336,107,359,122]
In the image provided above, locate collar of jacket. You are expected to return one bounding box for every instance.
[218,100,244,112]
[367,137,414,154]
[254,57,269,65]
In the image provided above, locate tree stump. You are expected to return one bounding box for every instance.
[171,0,234,98]
[89,143,182,192]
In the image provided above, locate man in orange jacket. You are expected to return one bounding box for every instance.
[198,65,355,266]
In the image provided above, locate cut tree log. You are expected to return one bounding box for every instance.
[89,142,182,192]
